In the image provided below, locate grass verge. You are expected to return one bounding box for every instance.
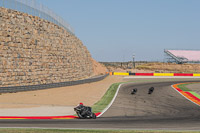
[177,84,191,91]
[177,82,200,92]
[92,82,123,113]
[177,82,200,99]
[0,129,200,133]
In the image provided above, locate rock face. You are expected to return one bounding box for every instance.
[0,7,94,87]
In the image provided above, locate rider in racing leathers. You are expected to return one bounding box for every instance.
[75,103,88,118]
[74,102,95,119]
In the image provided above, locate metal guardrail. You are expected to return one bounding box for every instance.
[0,0,74,34]
[0,74,109,93]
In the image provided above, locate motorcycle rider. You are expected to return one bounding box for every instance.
[74,102,94,118]
[75,103,87,118]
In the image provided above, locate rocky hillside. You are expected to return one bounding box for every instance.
[0,7,106,87]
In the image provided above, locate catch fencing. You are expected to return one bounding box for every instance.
[0,0,74,34]
[0,74,109,93]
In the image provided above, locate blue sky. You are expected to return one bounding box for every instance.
[38,0,200,62]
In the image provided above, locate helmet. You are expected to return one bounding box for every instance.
[79,102,83,105]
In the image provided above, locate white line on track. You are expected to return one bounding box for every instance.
[97,83,124,117]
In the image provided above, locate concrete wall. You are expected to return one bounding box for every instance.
[0,7,94,87]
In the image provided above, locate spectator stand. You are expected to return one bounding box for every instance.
[164,49,200,64]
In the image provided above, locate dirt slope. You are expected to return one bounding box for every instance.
[0,76,122,108]
[91,58,108,76]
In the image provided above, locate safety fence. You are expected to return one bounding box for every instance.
[0,74,108,93]
[110,72,200,77]
[0,0,74,34]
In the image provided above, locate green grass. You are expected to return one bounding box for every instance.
[177,83,200,93]
[190,92,200,99]
[177,84,191,92]
[0,129,200,133]
[177,83,200,99]
[92,82,123,113]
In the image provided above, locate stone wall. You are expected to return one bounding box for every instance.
[0,7,94,87]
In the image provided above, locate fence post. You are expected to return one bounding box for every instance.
[0,0,73,34]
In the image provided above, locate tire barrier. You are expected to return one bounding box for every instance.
[0,74,109,93]
[111,72,200,77]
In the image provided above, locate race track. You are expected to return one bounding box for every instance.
[1,80,200,130]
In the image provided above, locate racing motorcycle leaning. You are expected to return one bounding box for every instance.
[74,103,96,119]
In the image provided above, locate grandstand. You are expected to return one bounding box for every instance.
[164,49,200,64]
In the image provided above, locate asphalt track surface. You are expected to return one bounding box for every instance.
[1,80,200,130]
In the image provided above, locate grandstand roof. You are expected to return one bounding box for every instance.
[165,50,200,63]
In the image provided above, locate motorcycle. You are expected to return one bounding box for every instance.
[74,105,96,119]
[131,88,137,94]
[148,87,154,94]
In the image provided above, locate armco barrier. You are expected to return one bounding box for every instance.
[174,73,193,76]
[129,73,135,75]
[113,72,129,76]
[154,73,174,76]
[112,72,200,77]
[194,74,200,77]
[135,73,154,76]
[0,74,109,93]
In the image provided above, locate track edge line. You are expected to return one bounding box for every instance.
[97,83,124,117]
